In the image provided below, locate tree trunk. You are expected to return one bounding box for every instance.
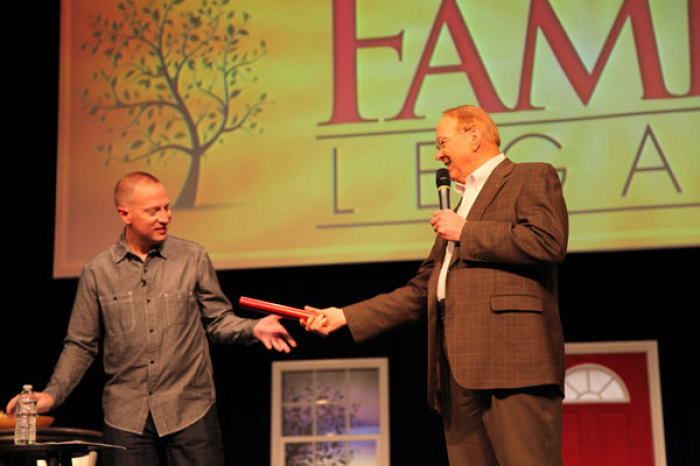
[173,154,201,209]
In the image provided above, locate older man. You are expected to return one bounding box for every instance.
[7,172,296,465]
[304,105,568,465]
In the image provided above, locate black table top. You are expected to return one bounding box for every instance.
[0,428,122,465]
[0,427,103,445]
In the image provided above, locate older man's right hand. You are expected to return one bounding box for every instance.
[301,306,347,337]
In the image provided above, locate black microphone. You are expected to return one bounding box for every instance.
[436,168,451,210]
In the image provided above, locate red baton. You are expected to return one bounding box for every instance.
[238,296,319,320]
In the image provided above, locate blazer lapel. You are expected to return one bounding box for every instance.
[467,158,514,221]
[449,158,514,268]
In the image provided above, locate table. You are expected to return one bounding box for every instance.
[0,428,123,466]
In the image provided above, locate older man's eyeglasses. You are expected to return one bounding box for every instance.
[435,127,474,151]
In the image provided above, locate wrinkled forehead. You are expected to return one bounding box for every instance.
[435,116,460,138]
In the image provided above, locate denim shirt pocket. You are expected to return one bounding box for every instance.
[99,291,136,334]
[164,290,195,326]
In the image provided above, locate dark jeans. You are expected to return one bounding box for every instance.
[101,405,224,466]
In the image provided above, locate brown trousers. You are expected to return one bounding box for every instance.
[440,358,563,466]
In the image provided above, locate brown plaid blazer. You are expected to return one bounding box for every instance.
[344,159,568,412]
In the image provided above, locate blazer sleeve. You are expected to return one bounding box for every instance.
[458,163,568,266]
[343,239,441,342]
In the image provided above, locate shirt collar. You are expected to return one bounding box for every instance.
[454,153,506,196]
[113,229,168,263]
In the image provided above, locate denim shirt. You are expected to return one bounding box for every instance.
[44,234,257,435]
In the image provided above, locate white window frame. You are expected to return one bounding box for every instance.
[564,362,631,403]
[271,358,390,466]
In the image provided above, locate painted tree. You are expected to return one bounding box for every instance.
[81,0,268,208]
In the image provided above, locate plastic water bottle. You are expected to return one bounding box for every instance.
[14,384,37,445]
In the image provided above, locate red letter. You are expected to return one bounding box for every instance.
[689,0,700,96]
[516,0,674,110]
[320,0,403,125]
[391,0,509,121]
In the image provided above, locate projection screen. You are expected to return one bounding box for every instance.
[54,0,700,277]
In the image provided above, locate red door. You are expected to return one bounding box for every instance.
[563,353,655,466]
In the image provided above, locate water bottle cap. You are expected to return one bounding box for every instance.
[22,384,32,391]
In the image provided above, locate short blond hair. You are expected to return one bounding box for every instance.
[443,105,501,147]
[114,171,162,207]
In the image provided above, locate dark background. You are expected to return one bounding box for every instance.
[2,3,697,465]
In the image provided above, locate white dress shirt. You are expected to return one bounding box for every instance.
[437,153,506,301]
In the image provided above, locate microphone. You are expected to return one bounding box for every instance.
[436,168,451,210]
